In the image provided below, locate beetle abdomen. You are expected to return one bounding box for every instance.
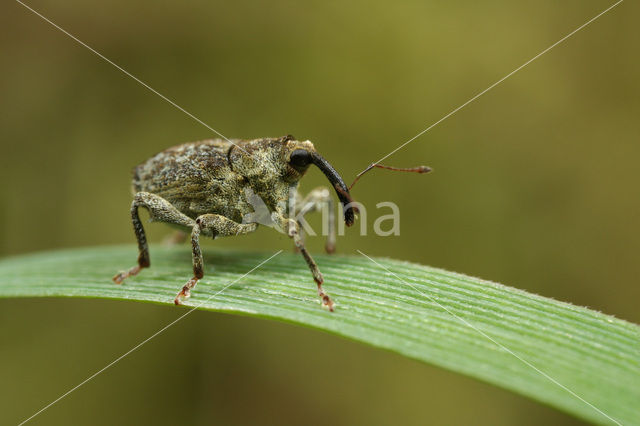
[132,139,247,220]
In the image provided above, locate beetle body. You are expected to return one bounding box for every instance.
[114,136,355,310]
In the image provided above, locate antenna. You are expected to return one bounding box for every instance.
[349,164,431,190]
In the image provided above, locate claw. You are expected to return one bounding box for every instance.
[174,277,198,305]
[321,295,335,312]
[318,289,335,312]
[113,272,126,284]
[112,265,141,284]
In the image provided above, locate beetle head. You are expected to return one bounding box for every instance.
[282,136,355,226]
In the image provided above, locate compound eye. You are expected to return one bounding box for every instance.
[289,149,311,168]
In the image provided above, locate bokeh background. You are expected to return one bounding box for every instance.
[1,0,638,424]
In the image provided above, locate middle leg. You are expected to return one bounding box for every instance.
[174,214,257,305]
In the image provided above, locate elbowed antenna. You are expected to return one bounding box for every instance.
[310,152,356,226]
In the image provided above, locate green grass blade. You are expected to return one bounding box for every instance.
[0,246,638,425]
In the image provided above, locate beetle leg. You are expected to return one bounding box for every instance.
[174,214,257,305]
[113,192,194,284]
[293,224,306,253]
[175,223,204,304]
[294,187,336,254]
[273,213,334,311]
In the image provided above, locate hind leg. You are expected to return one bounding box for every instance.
[174,214,257,305]
[113,192,195,284]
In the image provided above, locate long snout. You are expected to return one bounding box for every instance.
[310,152,355,226]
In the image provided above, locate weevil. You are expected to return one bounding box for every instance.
[113,135,430,311]
[113,136,357,311]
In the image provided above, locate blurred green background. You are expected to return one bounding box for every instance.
[1,0,638,424]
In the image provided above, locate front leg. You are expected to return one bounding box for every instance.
[272,212,334,311]
[175,214,257,305]
[294,187,336,253]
